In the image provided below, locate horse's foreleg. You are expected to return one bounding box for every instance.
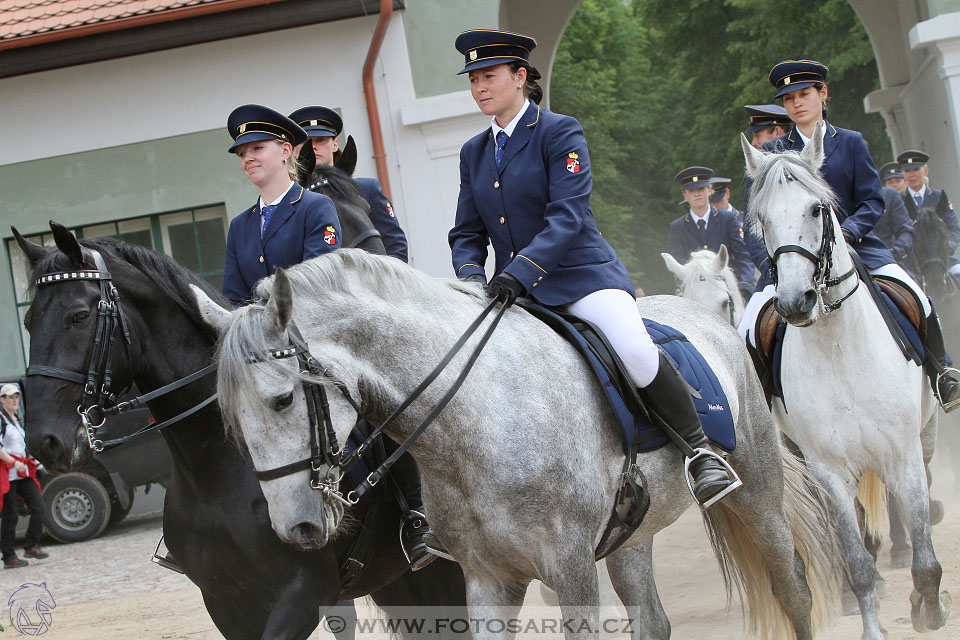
[545,550,601,640]
[260,568,335,640]
[817,472,886,640]
[888,458,951,632]
[463,571,528,640]
[605,542,669,640]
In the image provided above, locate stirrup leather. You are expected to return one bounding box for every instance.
[683,448,743,509]
[151,535,184,574]
[935,367,960,412]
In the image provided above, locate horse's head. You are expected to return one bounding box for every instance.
[192,269,360,549]
[14,223,142,470]
[742,123,843,326]
[662,246,743,326]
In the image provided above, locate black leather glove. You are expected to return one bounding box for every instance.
[841,228,855,245]
[461,273,486,285]
[486,273,526,306]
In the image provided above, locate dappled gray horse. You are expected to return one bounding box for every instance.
[193,250,840,640]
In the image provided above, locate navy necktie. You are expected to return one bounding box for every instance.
[915,193,923,208]
[261,204,277,239]
[697,218,706,242]
[495,130,509,168]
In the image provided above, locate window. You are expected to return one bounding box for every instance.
[6,205,228,361]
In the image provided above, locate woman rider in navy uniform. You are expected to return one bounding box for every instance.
[288,106,410,262]
[739,60,960,410]
[222,105,342,307]
[448,29,739,509]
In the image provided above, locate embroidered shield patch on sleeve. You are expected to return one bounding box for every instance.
[324,225,337,245]
[386,202,396,218]
[566,151,581,174]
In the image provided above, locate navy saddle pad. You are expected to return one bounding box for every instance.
[523,303,736,453]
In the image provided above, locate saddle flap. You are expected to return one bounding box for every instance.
[754,298,782,360]
[873,276,926,338]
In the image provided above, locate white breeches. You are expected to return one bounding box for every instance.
[738,264,932,348]
[563,288,661,388]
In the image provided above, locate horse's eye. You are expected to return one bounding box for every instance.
[811,206,821,218]
[721,299,730,309]
[274,392,294,411]
[72,311,89,325]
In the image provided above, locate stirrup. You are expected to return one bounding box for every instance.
[151,535,184,574]
[399,511,452,565]
[683,448,743,509]
[935,367,960,412]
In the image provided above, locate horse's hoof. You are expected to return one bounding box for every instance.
[929,499,945,526]
[911,589,952,632]
[890,545,911,569]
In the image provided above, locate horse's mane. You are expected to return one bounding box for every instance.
[217,249,482,437]
[682,249,740,295]
[745,150,839,236]
[31,236,229,336]
[307,165,371,217]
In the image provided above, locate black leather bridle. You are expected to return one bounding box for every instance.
[26,248,217,452]
[768,201,858,313]
[246,295,508,506]
[679,274,735,326]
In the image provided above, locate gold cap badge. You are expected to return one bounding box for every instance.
[784,76,791,85]
[469,50,478,61]
[239,123,247,133]
[692,176,698,182]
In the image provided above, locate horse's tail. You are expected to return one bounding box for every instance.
[700,444,841,640]
[857,471,888,541]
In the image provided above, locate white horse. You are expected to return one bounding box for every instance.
[662,246,745,326]
[192,250,840,640]
[741,125,950,639]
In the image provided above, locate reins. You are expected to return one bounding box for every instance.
[247,295,509,506]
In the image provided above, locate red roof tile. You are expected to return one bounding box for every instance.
[0,0,277,50]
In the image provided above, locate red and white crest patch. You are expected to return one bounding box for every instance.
[324,225,337,246]
[386,202,395,218]
[566,151,581,174]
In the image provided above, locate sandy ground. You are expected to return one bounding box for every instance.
[3,454,960,639]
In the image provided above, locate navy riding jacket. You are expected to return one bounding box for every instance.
[449,101,633,306]
[744,121,897,287]
[668,206,755,291]
[904,186,960,268]
[222,185,341,307]
[873,187,914,264]
[354,176,408,262]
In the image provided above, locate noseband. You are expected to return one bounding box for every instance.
[769,201,858,313]
[245,323,362,506]
[26,248,133,448]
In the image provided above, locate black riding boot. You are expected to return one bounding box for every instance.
[638,351,738,506]
[391,452,443,570]
[923,306,960,412]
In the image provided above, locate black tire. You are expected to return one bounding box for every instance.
[42,472,112,543]
[108,485,135,528]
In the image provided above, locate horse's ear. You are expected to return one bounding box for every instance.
[264,268,294,336]
[190,285,232,335]
[802,121,826,169]
[297,143,317,187]
[49,221,84,266]
[661,252,686,279]
[741,133,764,179]
[336,135,358,176]
[12,227,48,266]
[716,244,729,269]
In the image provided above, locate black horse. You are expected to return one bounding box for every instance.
[16,223,466,640]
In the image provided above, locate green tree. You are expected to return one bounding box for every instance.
[551,0,885,294]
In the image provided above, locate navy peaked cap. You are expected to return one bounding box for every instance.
[897,150,929,169]
[675,166,713,190]
[744,104,792,133]
[879,162,903,181]
[288,106,342,137]
[455,29,536,74]
[769,60,828,98]
[227,104,307,153]
[709,177,730,203]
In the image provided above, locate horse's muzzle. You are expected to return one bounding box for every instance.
[774,289,818,326]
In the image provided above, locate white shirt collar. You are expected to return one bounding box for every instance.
[492,99,533,140]
[796,122,827,147]
[259,181,296,210]
[908,185,926,200]
[690,207,711,227]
